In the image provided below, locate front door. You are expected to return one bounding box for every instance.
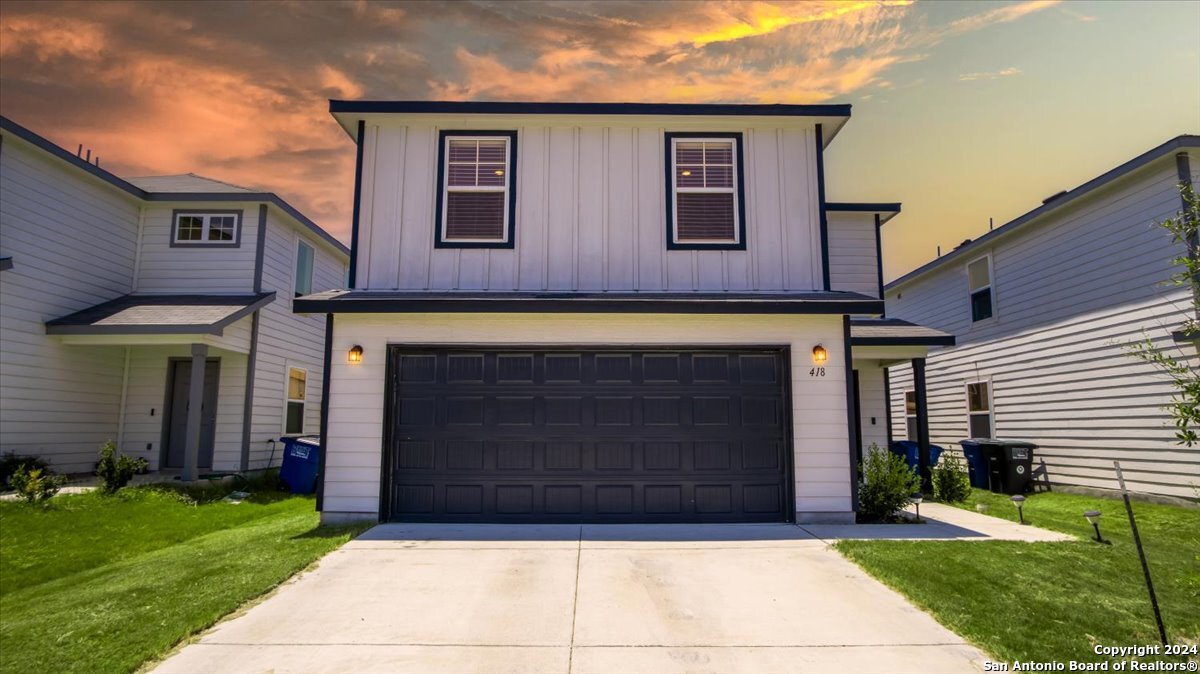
[165,359,220,470]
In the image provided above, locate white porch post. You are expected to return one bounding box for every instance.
[182,343,208,482]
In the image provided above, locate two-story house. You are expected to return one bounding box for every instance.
[297,101,952,525]
[886,136,1200,498]
[0,116,349,481]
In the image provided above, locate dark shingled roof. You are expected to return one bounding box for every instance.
[850,318,955,346]
[46,293,275,335]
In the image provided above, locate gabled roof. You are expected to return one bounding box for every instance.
[45,293,275,335]
[887,134,1200,291]
[0,116,349,258]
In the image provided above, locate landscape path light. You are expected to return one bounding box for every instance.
[1083,510,1104,542]
[1011,494,1027,525]
[910,493,923,522]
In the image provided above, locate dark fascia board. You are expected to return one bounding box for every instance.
[886,135,1200,292]
[46,292,275,336]
[851,335,956,347]
[293,291,884,315]
[826,202,902,225]
[0,115,349,259]
[0,257,12,271]
[330,100,852,118]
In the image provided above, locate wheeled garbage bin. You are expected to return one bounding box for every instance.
[889,440,944,473]
[964,439,1037,495]
[958,440,991,489]
[278,436,321,494]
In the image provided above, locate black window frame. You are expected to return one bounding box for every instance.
[663,131,748,251]
[170,209,243,248]
[433,130,518,249]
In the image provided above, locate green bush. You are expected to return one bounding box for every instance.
[932,451,972,503]
[1,452,50,487]
[95,441,142,494]
[9,465,66,503]
[858,443,922,522]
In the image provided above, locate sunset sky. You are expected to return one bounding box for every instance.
[1,1,1196,280]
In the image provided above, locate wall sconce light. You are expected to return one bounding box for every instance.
[812,345,828,364]
[1083,510,1104,542]
[1011,494,1027,525]
[348,345,364,363]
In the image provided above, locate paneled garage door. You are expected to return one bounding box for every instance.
[383,348,792,523]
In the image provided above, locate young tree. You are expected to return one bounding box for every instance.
[1127,183,1199,446]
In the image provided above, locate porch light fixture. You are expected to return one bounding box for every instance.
[812,345,828,364]
[1011,494,1027,525]
[911,493,924,522]
[348,345,364,363]
[1083,510,1104,542]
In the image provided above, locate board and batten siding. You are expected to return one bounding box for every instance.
[854,360,889,455]
[0,134,140,472]
[827,212,880,297]
[134,202,259,293]
[322,313,852,523]
[886,154,1200,497]
[355,122,824,292]
[248,211,346,468]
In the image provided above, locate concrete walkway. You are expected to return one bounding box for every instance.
[150,518,1032,674]
[803,502,1073,542]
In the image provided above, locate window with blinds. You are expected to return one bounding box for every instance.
[667,135,744,248]
[437,133,515,246]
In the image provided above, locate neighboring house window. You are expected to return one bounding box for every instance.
[665,133,746,250]
[966,380,993,438]
[285,368,307,435]
[435,131,517,248]
[904,390,918,441]
[172,211,241,246]
[967,255,994,322]
[295,241,314,297]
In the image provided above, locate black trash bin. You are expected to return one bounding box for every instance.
[969,439,1037,494]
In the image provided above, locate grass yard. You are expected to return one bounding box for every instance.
[0,484,368,674]
[837,489,1200,664]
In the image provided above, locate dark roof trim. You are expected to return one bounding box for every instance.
[826,202,902,226]
[293,291,884,315]
[0,115,348,258]
[330,100,852,118]
[851,335,956,347]
[46,292,275,335]
[887,134,1200,291]
[0,257,12,271]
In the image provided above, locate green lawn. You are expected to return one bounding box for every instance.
[837,489,1200,664]
[0,486,368,674]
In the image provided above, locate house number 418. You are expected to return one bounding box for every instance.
[809,367,826,377]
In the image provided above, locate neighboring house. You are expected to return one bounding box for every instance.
[0,116,350,480]
[886,136,1200,498]
[297,100,951,525]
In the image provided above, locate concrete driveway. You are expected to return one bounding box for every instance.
[154,524,985,674]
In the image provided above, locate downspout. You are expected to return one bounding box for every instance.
[116,346,131,452]
[132,204,146,292]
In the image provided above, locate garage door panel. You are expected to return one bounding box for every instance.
[385,348,792,523]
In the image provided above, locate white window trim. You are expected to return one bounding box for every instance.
[172,212,241,246]
[670,136,741,246]
[966,253,996,324]
[903,389,918,441]
[964,378,995,439]
[294,238,315,298]
[440,135,512,244]
[283,365,307,436]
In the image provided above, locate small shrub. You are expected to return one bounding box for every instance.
[932,451,972,503]
[95,441,141,494]
[858,443,922,522]
[1,452,50,487]
[9,465,66,503]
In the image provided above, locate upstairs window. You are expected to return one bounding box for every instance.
[435,131,517,248]
[968,255,994,322]
[966,380,993,438]
[172,211,242,247]
[665,133,745,250]
[294,241,314,297]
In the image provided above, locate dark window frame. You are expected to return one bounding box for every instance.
[170,209,244,248]
[433,130,518,249]
[663,131,747,251]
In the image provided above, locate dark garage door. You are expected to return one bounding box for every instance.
[383,348,792,523]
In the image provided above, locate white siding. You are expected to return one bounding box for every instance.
[886,154,1200,497]
[322,313,851,522]
[854,360,889,454]
[248,210,345,468]
[0,135,139,472]
[828,212,879,297]
[357,121,823,293]
[135,203,258,293]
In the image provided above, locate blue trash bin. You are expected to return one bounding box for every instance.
[958,440,990,489]
[889,440,944,473]
[278,436,321,494]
